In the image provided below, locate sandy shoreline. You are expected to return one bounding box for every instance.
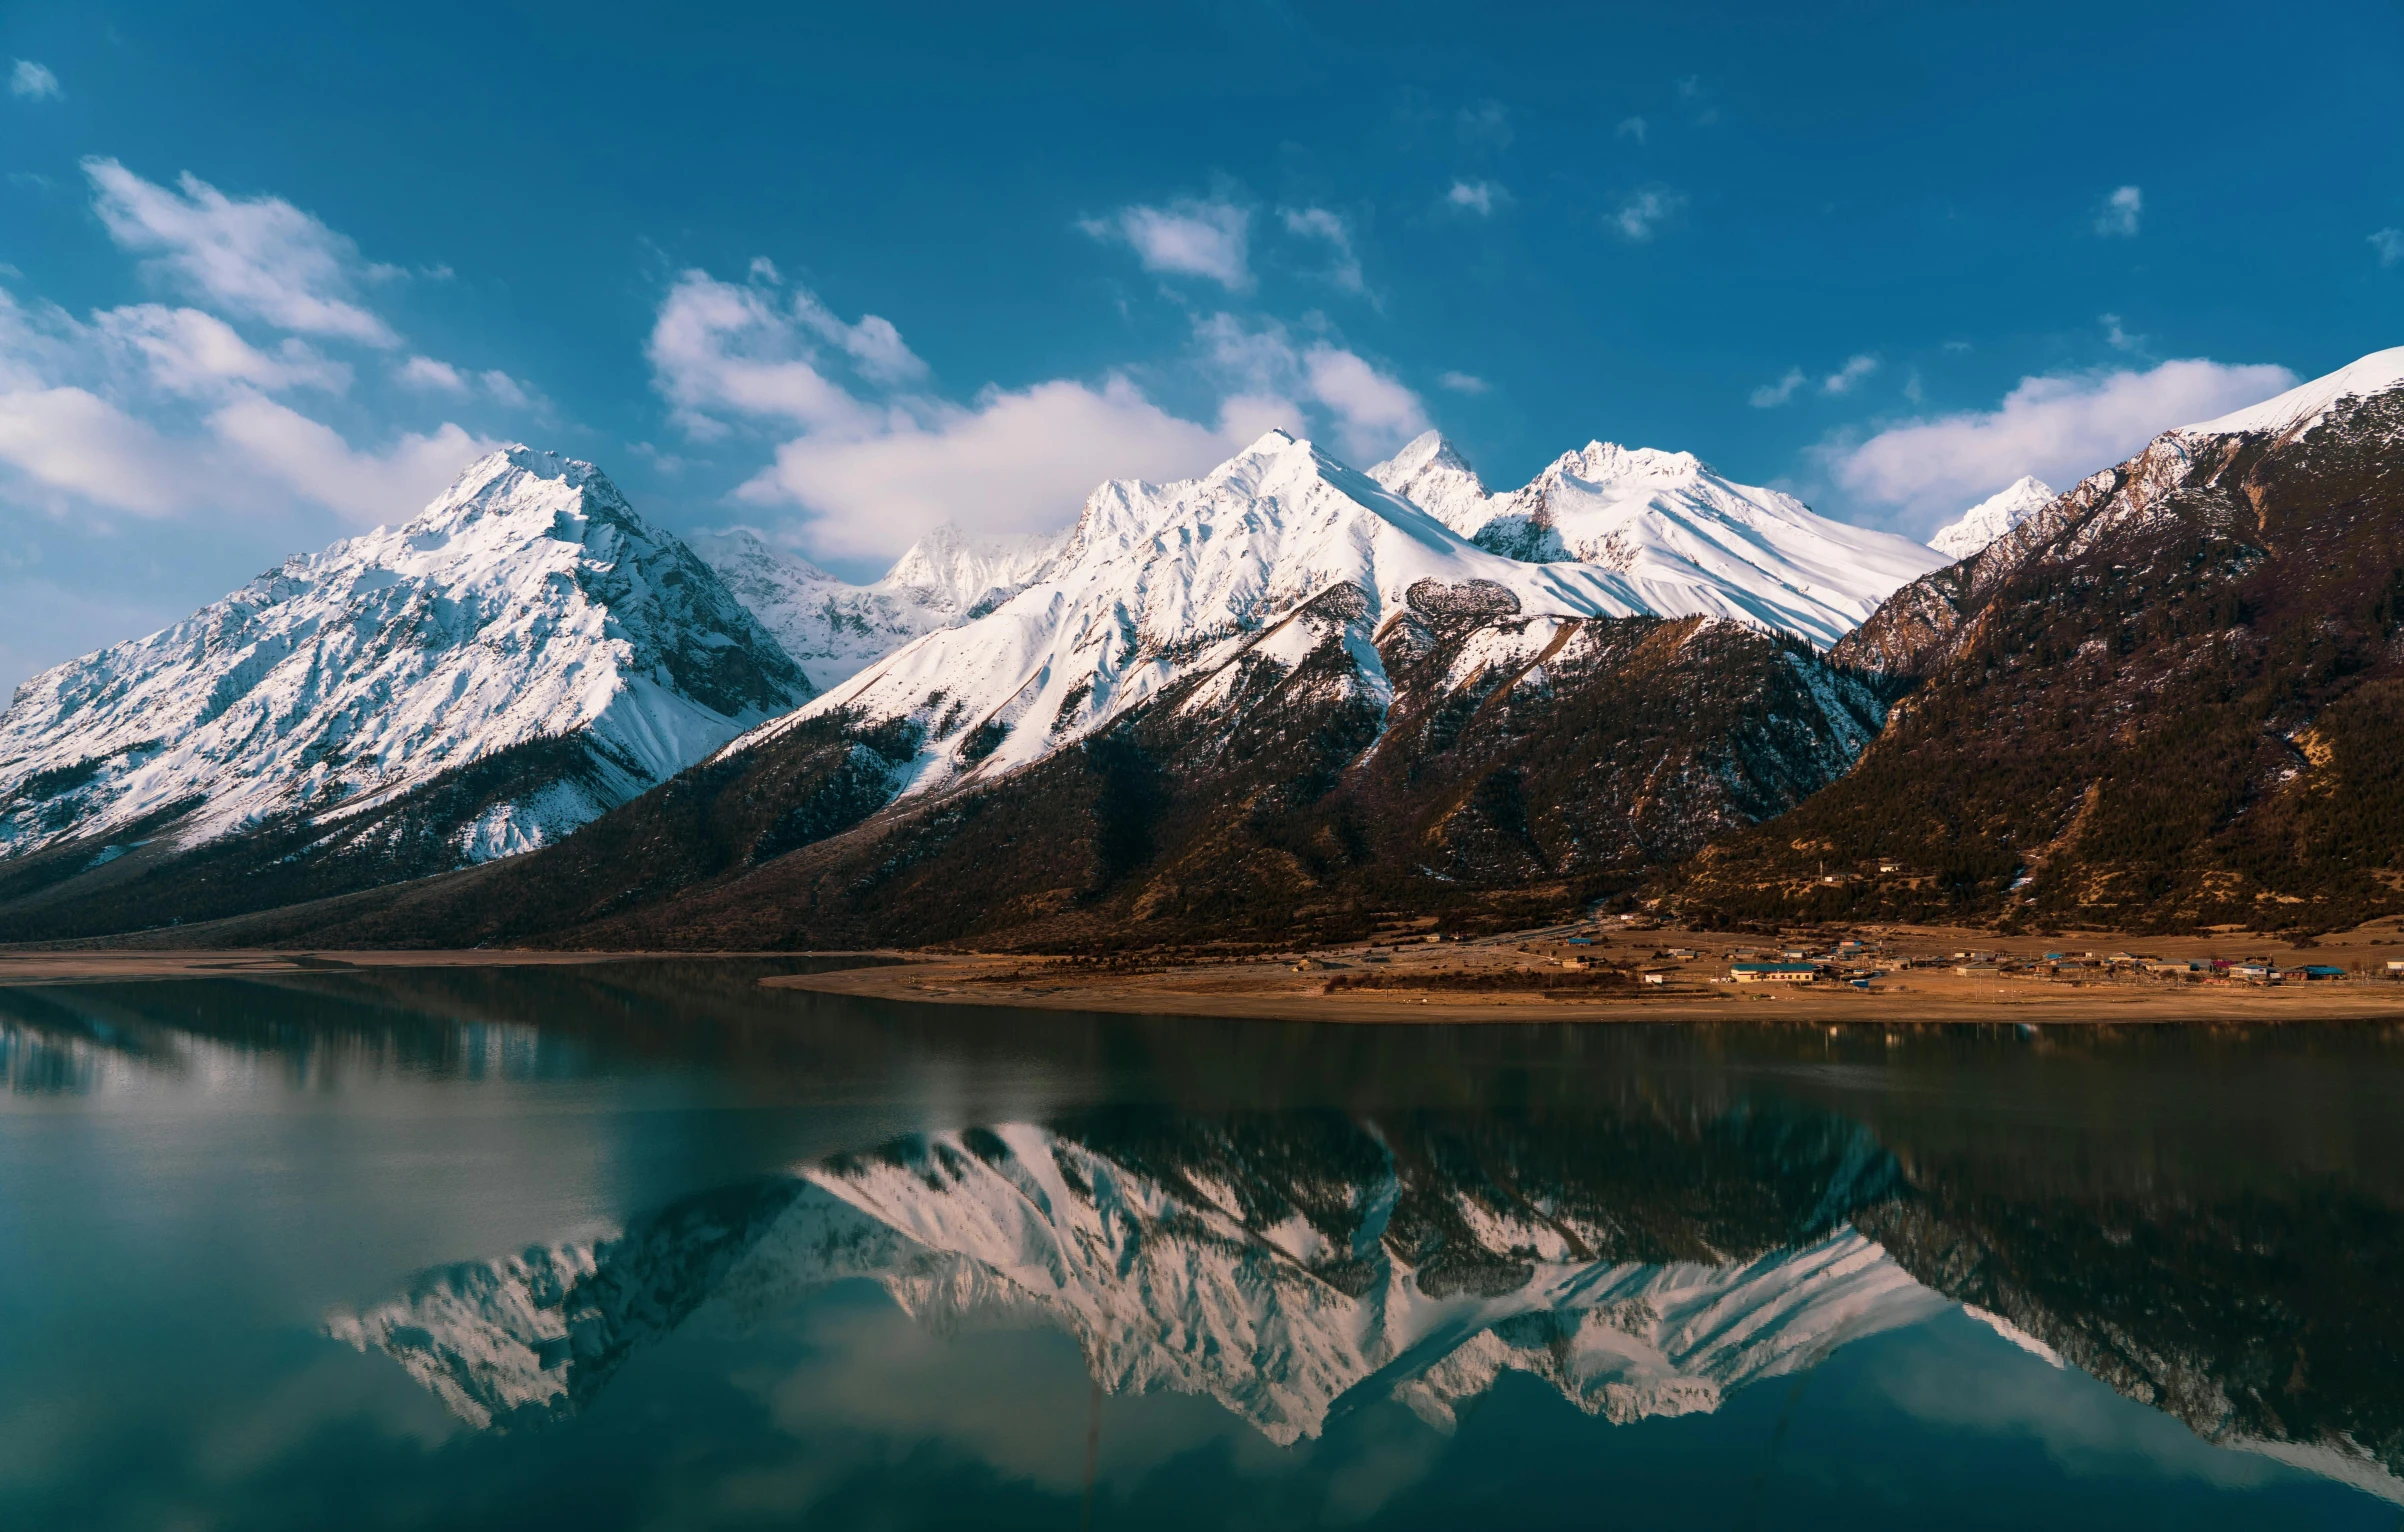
[759,953,2404,1024]
[5,921,2402,1023]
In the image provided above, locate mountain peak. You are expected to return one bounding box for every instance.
[1927,476,2057,561]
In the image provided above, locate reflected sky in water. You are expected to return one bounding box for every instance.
[3,960,2402,1529]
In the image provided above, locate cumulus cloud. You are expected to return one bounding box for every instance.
[1280,207,1365,295]
[647,268,888,440]
[1749,368,1805,408]
[1079,198,1252,291]
[1611,187,1684,242]
[1822,354,1879,395]
[84,158,400,345]
[10,60,60,100]
[2095,185,2142,238]
[1824,358,2296,524]
[1445,180,1504,216]
[2371,228,2404,266]
[1437,370,1490,394]
[742,377,1228,560]
[661,259,1436,557]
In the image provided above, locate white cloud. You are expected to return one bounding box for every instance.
[0,387,187,514]
[1303,347,1430,460]
[2371,229,2404,266]
[1822,354,1879,395]
[1079,199,1252,291]
[1749,368,1805,408]
[1611,187,1685,242]
[2095,184,2142,238]
[1824,358,2296,523]
[207,392,495,524]
[1615,116,1648,144]
[659,259,1428,559]
[84,159,400,345]
[396,355,466,391]
[647,268,883,440]
[96,305,348,397]
[2100,313,2145,353]
[1437,370,1490,394]
[1280,207,1364,295]
[480,370,531,409]
[1445,180,1503,216]
[1194,313,1429,463]
[10,60,60,100]
[741,376,1229,560]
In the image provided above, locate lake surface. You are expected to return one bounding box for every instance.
[4,960,2402,1530]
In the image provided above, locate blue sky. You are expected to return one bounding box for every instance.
[2,0,2400,691]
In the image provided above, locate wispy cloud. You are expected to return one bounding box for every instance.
[2094,184,2142,238]
[1611,186,1685,242]
[1437,370,1490,394]
[1445,180,1504,216]
[1280,207,1365,296]
[1615,116,1648,144]
[9,60,60,100]
[84,158,401,346]
[2100,313,2145,352]
[1079,198,1252,291]
[1749,368,1805,408]
[1455,101,1511,148]
[1822,354,1879,395]
[2371,228,2404,266]
[1821,358,2295,524]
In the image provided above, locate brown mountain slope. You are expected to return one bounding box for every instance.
[174,590,1888,953]
[1672,380,2404,934]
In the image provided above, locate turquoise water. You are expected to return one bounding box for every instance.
[2,960,2399,1529]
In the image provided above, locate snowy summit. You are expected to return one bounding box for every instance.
[0,448,809,867]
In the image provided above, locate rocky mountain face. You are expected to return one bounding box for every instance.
[0,450,809,938]
[1674,347,2404,933]
[208,571,1890,955]
[1927,475,2056,561]
[686,523,1067,691]
[1370,430,1945,648]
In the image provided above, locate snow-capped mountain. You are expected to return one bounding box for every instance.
[1370,430,1946,646]
[688,524,1068,691]
[1927,475,2056,561]
[0,449,808,872]
[751,429,1911,805]
[330,1112,1939,1440]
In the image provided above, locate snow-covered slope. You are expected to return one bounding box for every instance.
[688,524,1068,691]
[331,1118,1941,1440]
[749,429,1911,804]
[0,449,809,864]
[1370,430,1946,646]
[1927,475,2056,561]
[2178,345,2404,440]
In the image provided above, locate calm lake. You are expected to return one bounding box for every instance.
[3,959,2400,1529]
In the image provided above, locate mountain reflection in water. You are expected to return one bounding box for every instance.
[7,965,2404,1529]
[330,1100,2404,1502]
